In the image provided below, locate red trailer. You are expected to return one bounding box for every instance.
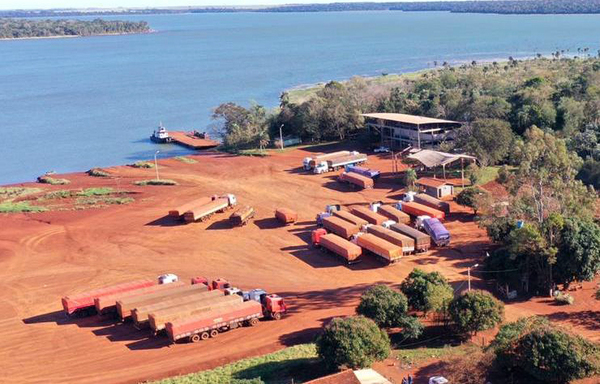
[318,233,362,264]
[350,206,388,225]
[398,201,445,220]
[62,279,155,317]
[275,208,297,225]
[338,172,374,189]
[166,295,287,343]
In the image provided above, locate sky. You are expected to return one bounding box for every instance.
[2,0,440,11]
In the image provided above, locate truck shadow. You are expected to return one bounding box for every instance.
[205,218,232,230]
[145,215,184,227]
[285,166,309,174]
[22,311,118,329]
[254,217,283,230]
[93,322,151,342]
[126,336,173,350]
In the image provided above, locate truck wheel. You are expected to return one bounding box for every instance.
[200,332,210,340]
[190,334,201,343]
[272,312,282,320]
[210,329,219,338]
[249,318,259,326]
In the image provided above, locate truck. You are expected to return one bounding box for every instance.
[303,151,351,170]
[169,197,212,218]
[332,210,368,227]
[275,208,297,225]
[313,152,367,174]
[396,201,445,220]
[316,204,341,227]
[322,216,360,239]
[116,283,207,321]
[62,279,156,317]
[338,172,374,189]
[376,205,411,225]
[132,289,223,328]
[350,206,388,225]
[166,294,287,343]
[191,277,232,291]
[422,218,451,247]
[364,225,415,256]
[346,165,381,180]
[183,194,237,223]
[315,232,362,264]
[95,280,185,316]
[148,294,243,333]
[414,193,450,214]
[229,205,255,226]
[354,233,402,263]
[390,223,431,252]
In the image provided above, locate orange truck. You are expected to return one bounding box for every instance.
[355,233,402,263]
[313,231,362,264]
[183,194,237,223]
[275,208,297,225]
[338,172,374,189]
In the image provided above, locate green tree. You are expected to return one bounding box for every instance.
[356,285,408,327]
[400,269,452,312]
[316,316,390,370]
[404,168,417,190]
[455,187,488,214]
[424,283,454,319]
[555,217,600,285]
[448,290,504,335]
[457,119,514,166]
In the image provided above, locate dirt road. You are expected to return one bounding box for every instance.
[0,144,597,383]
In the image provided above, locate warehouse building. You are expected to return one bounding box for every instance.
[362,112,462,149]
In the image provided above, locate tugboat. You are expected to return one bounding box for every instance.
[150,122,172,143]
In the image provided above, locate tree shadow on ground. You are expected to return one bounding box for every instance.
[279,316,334,346]
[233,356,331,384]
[547,310,600,332]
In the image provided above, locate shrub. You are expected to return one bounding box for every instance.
[455,187,488,214]
[400,268,452,312]
[554,292,574,305]
[37,176,70,185]
[396,315,424,340]
[134,179,178,186]
[174,156,198,164]
[448,290,504,335]
[130,161,154,168]
[424,283,454,316]
[356,285,408,327]
[440,350,495,384]
[315,316,390,370]
[0,201,47,213]
[87,168,110,177]
[76,187,114,196]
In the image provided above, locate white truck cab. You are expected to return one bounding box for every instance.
[313,161,328,174]
[225,287,242,296]
[415,215,432,229]
[381,220,396,229]
[225,194,237,207]
[157,274,179,284]
[403,191,417,202]
[303,157,313,171]
[370,201,383,212]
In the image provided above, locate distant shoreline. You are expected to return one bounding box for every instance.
[0,30,155,41]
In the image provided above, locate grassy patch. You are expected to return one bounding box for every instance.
[42,190,73,199]
[134,179,178,186]
[174,156,198,164]
[37,176,70,185]
[76,187,114,196]
[0,187,43,199]
[0,201,47,213]
[152,344,327,384]
[130,161,155,168]
[87,168,111,177]
[476,166,500,186]
[394,344,477,367]
[75,196,134,206]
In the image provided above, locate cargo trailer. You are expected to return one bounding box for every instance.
[318,233,362,264]
[414,193,450,214]
[275,208,297,225]
[166,294,287,343]
[62,279,155,317]
[377,205,410,224]
[346,165,381,180]
[365,225,415,256]
[422,218,451,247]
[397,201,445,220]
[229,205,255,226]
[117,283,207,321]
[148,294,243,333]
[95,281,185,316]
[350,206,388,225]
[314,152,367,174]
[338,172,374,189]
[355,233,402,263]
[332,210,368,227]
[390,223,431,252]
[169,197,212,218]
[183,194,237,223]
[322,216,360,239]
[303,151,351,170]
[132,289,223,327]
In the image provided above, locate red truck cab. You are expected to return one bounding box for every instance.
[264,294,287,320]
[311,228,327,245]
[191,276,231,291]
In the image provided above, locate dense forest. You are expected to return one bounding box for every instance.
[0,18,150,39]
[4,0,600,17]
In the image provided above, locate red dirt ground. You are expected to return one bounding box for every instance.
[0,144,598,384]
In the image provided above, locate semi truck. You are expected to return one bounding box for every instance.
[303,151,351,170]
[364,224,415,255]
[62,279,157,317]
[166,294,287,343]
[346,165,381,180]
[414,193,450,214]
[376,205,411,224]
[316,204,341,227]
[95,280,185,316]
[396,201,445,220]
[183,194,237,223]
[322,216,360,239]
[422,218,451,247]
[229,205,255,226]
[354,233,402,263]
[275,208,297,225]
[313,231,362,264]
[390,223,431,252]
[313,152,367,174]
[332,210,368,227]
[350,206,388,225]
[338,172,374,189]
[169,197,212,218]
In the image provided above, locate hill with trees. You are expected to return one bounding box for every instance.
[0,18,150,39]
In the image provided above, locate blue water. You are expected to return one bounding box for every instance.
[2,11,600,184]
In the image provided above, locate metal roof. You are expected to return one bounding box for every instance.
[407,149,477,168]
[416,177,452,188]
[362,113,460,125]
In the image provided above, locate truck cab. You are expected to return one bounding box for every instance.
[225,287,243,296]
[303,157,313,170]
[381,220,396,229]
[263,294,287,320]
[370,201,383,212]
[403,191,417,202]
[415,215,432,229]
[157,274,179,284]
[211,278,231,291]
[311,228,327,245]
[313,161,329,174]
[244,288,267,303]
[224,194,237,207]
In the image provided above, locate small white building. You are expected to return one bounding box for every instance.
[416,177,455,199]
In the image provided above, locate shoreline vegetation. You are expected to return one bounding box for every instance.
[0,18,150,40]
[4,0,600,17]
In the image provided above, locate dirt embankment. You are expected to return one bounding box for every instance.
[0,144,597,384]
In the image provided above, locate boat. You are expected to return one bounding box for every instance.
[151,123,172,143]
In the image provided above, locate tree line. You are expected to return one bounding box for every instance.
[0,18,150,39]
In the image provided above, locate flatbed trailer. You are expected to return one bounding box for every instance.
[229,205,255,226]
[169,197,212,218]
[338,172,374,189]
[390,223,431,252]
[355,233,402,263]
[183,194,236,223]
[377,205,410,224]
[318,233,362,264]
[95,281,185,316]
[397,201,445,220]
[365,225,415,255]
[414,193,451,214]
[314,153,367,174]
[303,151,351,170]
[350,206,388,225]
[332,210,368,227]
[322,216,360,239]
